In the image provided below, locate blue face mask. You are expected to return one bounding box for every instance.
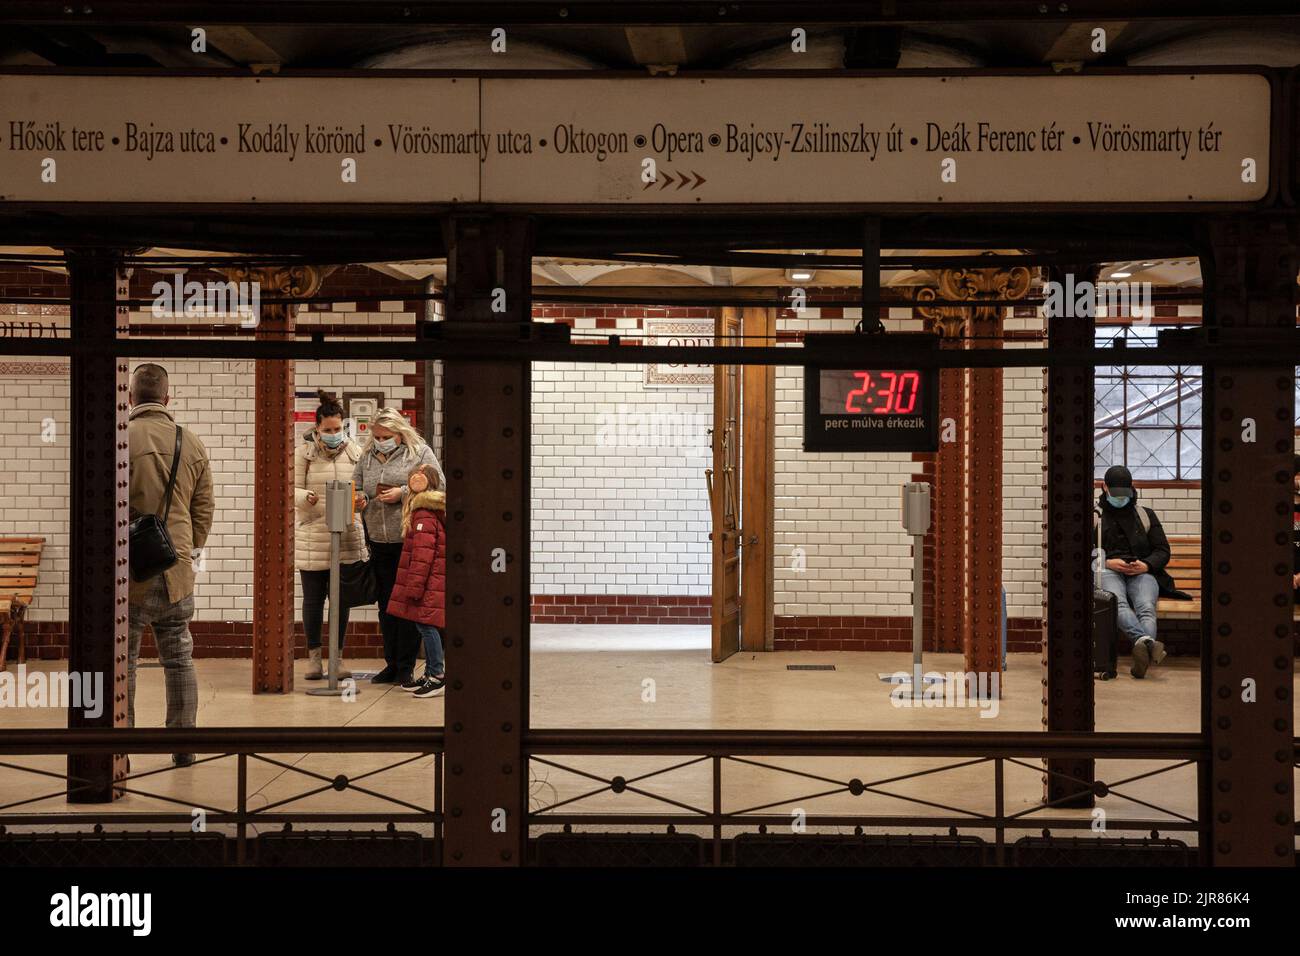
[319,431,345,448]
[1106,494,1130,509]
[374,437,397,454]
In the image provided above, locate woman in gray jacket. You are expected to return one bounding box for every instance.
[353,407,444,684]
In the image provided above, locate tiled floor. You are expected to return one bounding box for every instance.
[3,626,1292,841]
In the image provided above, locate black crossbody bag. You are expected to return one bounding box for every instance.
[129,425,183,583]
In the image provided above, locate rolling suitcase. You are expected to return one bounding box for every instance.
[1092,507,1118,680]
[1092,589,1119,680]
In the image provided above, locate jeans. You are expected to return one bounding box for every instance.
[368,538,420,675]
[127,575,198,729]
[1099,569,1159,643]
[416,624,445,678]
[299,569,350,652]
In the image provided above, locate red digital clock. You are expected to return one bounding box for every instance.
[803,335,940,452]
[820,369,923,416]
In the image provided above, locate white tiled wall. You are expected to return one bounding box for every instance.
[0,305,420,624]
[0,298,1230,628]
[530,360,711,595]
[773,307,1050,618]
[1004,310,1048,617]
[775,307,924,617]
[170,353,418,623]
[1133,485,1201,535]
[0,365,70,619]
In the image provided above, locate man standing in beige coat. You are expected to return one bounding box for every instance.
[127,364,214,767]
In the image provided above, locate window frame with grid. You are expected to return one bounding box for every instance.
[1094,323,1202,482]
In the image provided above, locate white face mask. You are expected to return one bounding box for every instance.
[374,437,397,454]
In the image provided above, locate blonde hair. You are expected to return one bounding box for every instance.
[401,463,444,536]
[364,407,426,458]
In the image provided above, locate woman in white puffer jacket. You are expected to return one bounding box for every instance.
[294,390,369,679]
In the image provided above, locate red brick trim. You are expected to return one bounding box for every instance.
[774,615,1045,653]
[14,596,712,659]
[532,594,710,625]
[18,615,1296,660]
[15,620,388,661]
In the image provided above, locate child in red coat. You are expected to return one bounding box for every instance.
[386,463,446,698]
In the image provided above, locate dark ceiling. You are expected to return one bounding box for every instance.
[1,2,1298,71]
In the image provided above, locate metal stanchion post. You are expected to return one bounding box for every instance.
[880,482,938,697]
[307,479,359,698]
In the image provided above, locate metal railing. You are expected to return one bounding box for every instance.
[524,730,1212,865]
[0,728,444,865]
[2,727,1295,865]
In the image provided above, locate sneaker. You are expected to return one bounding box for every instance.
[1149,639,1167,666]
[413,675,446,699]
[399,674,426,692]
[1130,637,1152,679]
[371,665,399,684]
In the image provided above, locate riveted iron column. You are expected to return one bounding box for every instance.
[1202,216,1296,866]
[253,274,296,693]
[967,310,1003,685]
[917,299,967,655]
[935,348,967,655]
[226,265,333,693]
[918,266,1028,670]
[65,250,129,803]
[1042,264,1096,808]
[442,216,531,866]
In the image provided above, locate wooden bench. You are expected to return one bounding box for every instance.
[1157,535,1201,620]
[0,536,45,670]
[1157,534,1300,621]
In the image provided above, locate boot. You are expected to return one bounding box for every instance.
[306,646,324,681]
[331,657,353,680]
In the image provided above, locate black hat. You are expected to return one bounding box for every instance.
[1103,465,1134,498]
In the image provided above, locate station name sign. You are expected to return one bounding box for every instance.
[0,71,1272,205]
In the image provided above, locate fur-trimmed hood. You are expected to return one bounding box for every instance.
[402,489,446,536]
[408,489,445,513]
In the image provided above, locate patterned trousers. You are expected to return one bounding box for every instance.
[127,575,198,729]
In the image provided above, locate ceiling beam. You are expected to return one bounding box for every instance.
[365,262,427,282]
[0,2,1293,27]
[624,26,688,70]
[192,25,284,66]
[535,262,581,285]
[1041,20,1129,63]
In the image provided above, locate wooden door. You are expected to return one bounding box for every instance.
[709,307,742,662]
[739,308,775,651]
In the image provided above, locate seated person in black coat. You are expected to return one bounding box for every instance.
[1096,465,1181,679]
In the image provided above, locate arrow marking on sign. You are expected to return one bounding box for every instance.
[640,170,708,192]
